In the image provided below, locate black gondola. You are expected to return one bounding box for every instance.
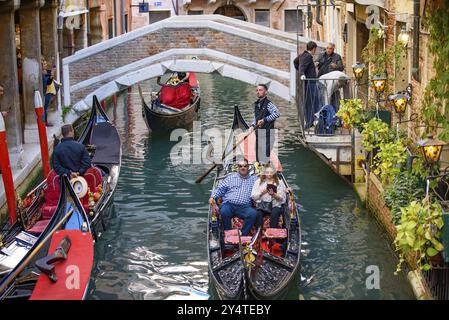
[207,106,301,300]
[0,95,121,279]
[0,175,93,299]
[138,73,201,132]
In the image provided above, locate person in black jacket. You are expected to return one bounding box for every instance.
[53,124,91,178]
[317,43,344,77]
[294,41,320,129]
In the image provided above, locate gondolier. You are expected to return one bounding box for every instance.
[250,84,280,164]
[52,124,91,178]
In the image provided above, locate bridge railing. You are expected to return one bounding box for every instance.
[296,74,366,137]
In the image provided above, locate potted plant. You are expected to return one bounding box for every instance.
[336,99,364,130]
[394,199,445,273]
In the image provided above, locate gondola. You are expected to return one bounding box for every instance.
[207,106,301,300]
[0,175,94,300]
[138,73,201,132]
[0,95,121,279]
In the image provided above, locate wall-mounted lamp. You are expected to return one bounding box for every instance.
[418,134,445,166]
[352,62,366,83]
[398,25,410,47]
[371,74,387,95]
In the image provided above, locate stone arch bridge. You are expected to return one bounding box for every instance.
[63,14,325,120]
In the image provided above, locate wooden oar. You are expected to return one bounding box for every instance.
[195,126,255,184]
[0,208,74,296]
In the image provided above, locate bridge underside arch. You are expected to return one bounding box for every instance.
[67,59,290,122]
[67,54,293,122]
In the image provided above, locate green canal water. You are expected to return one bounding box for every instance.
[87,74,415,300]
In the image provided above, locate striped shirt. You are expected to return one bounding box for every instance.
[212,173,257,206]
[251,99,280,126]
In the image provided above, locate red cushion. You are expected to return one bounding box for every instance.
[42,205,58,220]
[160,83,192,109]
[84,166,102,194]
[81,166,103,205]
[27,219,50,235]
[44,170,60,207]
[224,230,252,245]
[264,228,288,239]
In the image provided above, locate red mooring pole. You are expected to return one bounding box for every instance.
[0,112,17,223]
[34,91,50,178]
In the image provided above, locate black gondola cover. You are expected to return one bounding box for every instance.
[90,122,121,165]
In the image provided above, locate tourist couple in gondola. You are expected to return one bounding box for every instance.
[208,159,286,236]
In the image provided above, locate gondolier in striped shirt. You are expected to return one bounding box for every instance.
[209,159,258,236]
[251,84,280,164]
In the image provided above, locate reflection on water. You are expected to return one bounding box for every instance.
[88,74,414,300]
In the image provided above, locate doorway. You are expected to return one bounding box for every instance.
[214,5,246,21]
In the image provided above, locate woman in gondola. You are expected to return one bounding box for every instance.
[251,164,286,229]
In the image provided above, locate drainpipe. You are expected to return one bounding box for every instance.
[113,0,117,36]
[57,0,65,109]
[87,0,91,45]
[121,0,125,33]
[412,0,420,81]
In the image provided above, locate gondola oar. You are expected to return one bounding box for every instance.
[195,126,255,184]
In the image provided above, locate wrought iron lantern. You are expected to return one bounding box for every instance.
[352,62,366,82]
[371,75,387,94]
[418,134,445,165]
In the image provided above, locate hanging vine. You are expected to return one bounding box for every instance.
[421,1,449,141]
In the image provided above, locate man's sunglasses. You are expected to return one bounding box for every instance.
[238,164,248,168]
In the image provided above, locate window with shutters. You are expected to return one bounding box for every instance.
[284,10,304,35]
[255,9,270,28]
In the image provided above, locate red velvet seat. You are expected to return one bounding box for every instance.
[264,228,288,239]
[84,166,102,194]
[41,170,60,219]
[224,229,252,245]
[27,219,50,235]
[160,83,192,109]
[80,166,103,207]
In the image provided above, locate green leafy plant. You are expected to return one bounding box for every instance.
[384,172,426,225]
[361,118,391,152]
[420,2,449,141]
[361,27,407,93]
[62,106,72,122]
[336,99,364,129]
[373,139,408,185]
[394,199,445,273]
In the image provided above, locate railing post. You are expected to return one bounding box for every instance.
[0,112,17,223]
[34,91,51,179]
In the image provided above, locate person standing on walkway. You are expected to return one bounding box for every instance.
[294,41,319,129]
[250,84,280,164]
[317,43,344,77]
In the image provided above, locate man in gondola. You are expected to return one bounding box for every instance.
[208,158,258,236]
[250,84,280,164]
[53,124,91,178]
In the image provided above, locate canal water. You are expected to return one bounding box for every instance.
[87,74,415,300]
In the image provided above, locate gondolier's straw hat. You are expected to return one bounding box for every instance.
[70,176,88,199]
